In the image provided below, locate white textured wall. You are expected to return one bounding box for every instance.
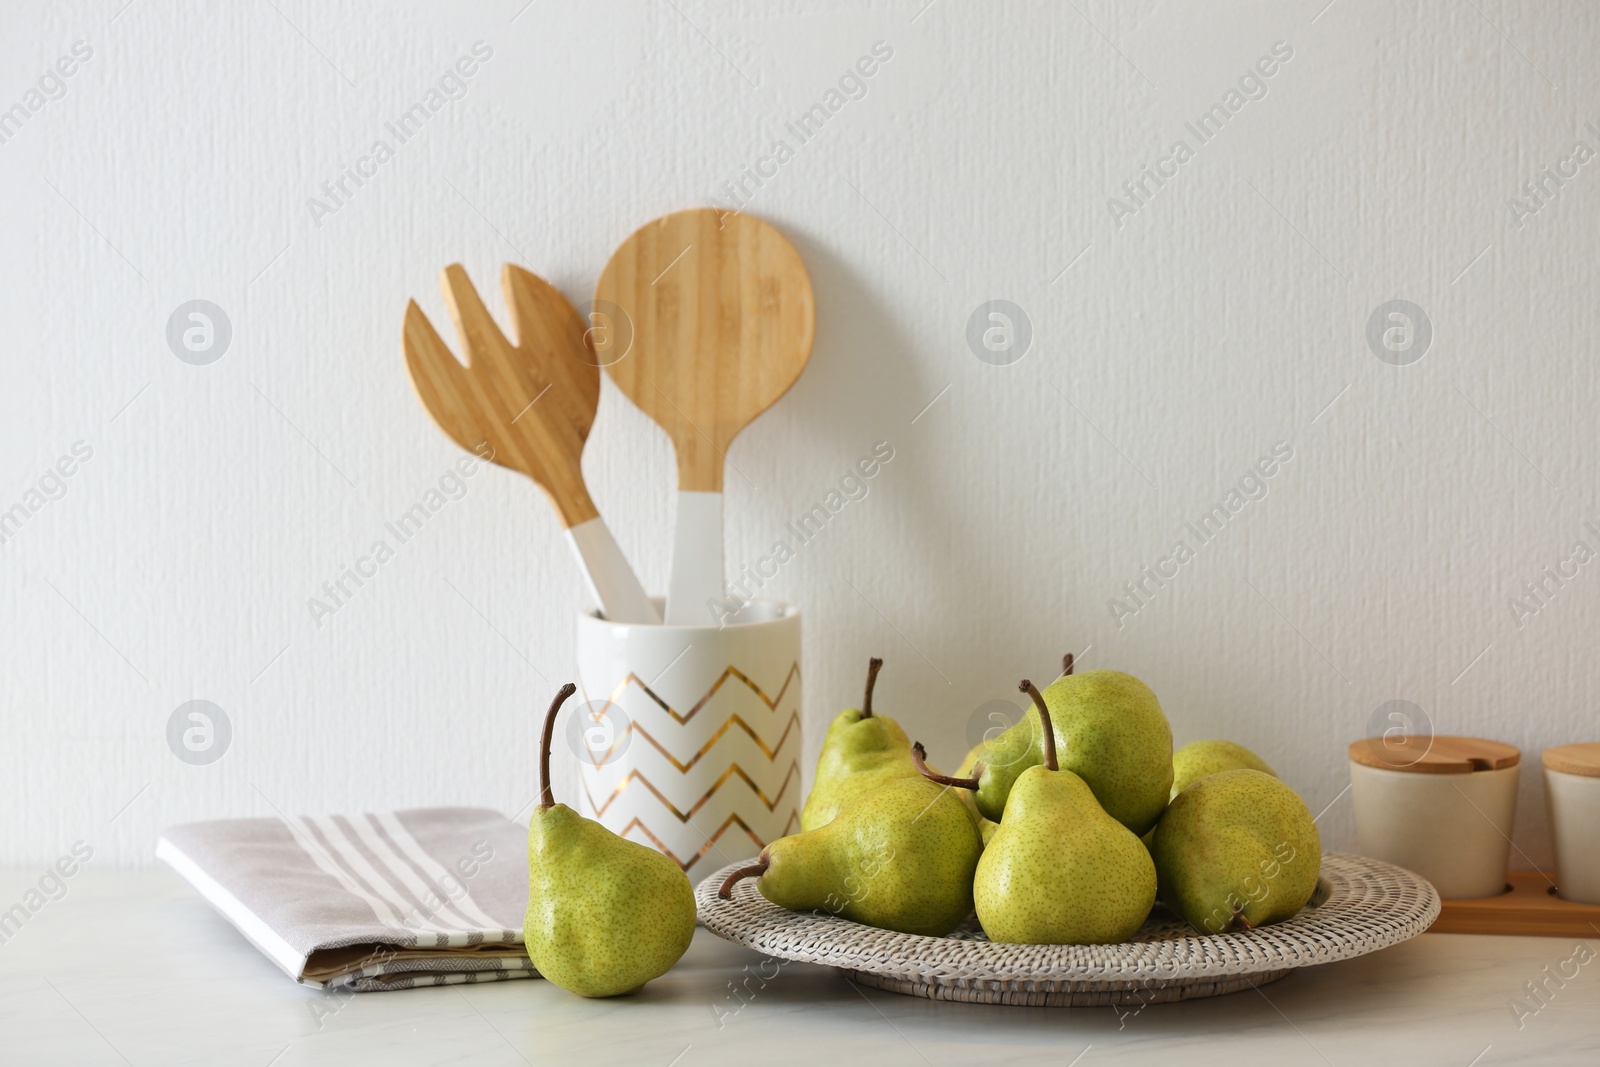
[3,0,1597,868]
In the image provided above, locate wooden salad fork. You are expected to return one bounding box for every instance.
[403,263,660,624]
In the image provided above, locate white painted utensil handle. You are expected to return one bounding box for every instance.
[665,490,724,625]
[565,518,661,625]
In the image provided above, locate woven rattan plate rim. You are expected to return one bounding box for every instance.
[695,851,1439,1005]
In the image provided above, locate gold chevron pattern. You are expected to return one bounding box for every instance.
[579,659,801,876]
[581,760,800,822]
[583,710,800,771]
[580,661,801,726]
[619,809,802,870]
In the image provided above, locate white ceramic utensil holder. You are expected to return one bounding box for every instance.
[1542,744,1600,905]
[573,599,801,885]
[1348,736,1521,900]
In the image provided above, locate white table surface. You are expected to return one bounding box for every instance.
[0,869,1594,1066]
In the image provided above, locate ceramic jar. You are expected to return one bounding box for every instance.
[1349,734,1521,899]
[573,599,801,886]
[1542,743,1600,905]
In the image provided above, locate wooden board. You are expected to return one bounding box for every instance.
[1428,870,1600,937]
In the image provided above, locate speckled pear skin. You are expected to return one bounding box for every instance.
[971,670,1173,834]
[800,708,919,832]
[1152,769,1321,935]
[975,765,1156,944]
[524,804,696,997]
[1171,740,1276,798]
[761,777,982,936]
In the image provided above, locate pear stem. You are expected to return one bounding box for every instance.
[1020,679,1057,772]
[860,657,884,719]
[911,741,982,790]
[539,683,578,812]
[1229,904,1254,932]
[718,854,770,899]
[1061,652,1074,676]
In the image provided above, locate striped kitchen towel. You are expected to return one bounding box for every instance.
[157,807,536,991]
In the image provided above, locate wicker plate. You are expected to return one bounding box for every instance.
[696,851,1440,1006]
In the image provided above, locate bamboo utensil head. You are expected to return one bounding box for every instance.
[403,264,601,528]
[593,208,815,492]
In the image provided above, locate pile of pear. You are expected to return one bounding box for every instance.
[721,657,1323,945]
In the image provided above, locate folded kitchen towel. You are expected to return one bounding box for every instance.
[157,807,536,991]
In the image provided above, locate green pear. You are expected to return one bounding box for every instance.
[525,684,696,997]
[1171,739,1276,798]
[922,669,1172,834]
[958,652,1075,843]
[720,776,981,936]
[1152,768,1321,934]
[974,680,1156,944]
[800,658,919,832]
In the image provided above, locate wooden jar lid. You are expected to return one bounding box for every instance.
[1348,735,1520,774]
[1542,743,1600,777]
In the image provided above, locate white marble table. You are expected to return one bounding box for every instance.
[0,869,1594,1065]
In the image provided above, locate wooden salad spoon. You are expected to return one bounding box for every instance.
[594,209,814,625]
